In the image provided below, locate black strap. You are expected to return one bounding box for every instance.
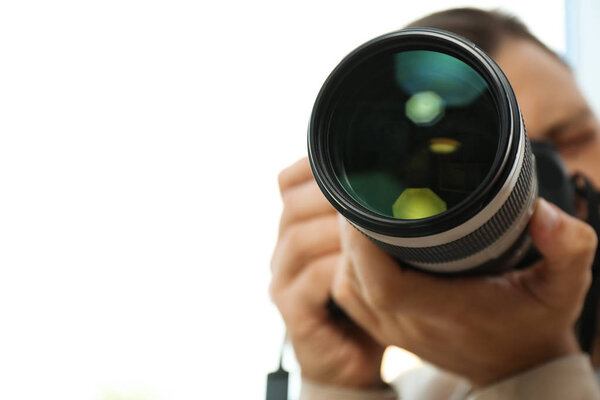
[573,174,600,354]
[265,335,289,400]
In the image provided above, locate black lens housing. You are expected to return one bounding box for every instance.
[308,28,521,238]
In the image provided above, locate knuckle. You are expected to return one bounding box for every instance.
[280,191,299,219]
[273,227,304,268]
[568,268,593,303]
[578,222,596,241]
[277,168,289,192]
[581,268,593,293]
[280,187,295,205]
[584,225,598,249]
[304,259,326,282]
[270,246,287,276]
[281,224,310,264]
[573,224,598,256]
[268,280,281,304]
[284,224,304,251]
[332,277,353,305]
[269,253,278,273]
[269,282,294,319]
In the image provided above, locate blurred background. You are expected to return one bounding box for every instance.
[0,0,598,399]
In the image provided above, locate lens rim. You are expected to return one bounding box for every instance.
[308,28,521,238]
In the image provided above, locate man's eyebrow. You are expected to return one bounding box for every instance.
[545,108,593,139]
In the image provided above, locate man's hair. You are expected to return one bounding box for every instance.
[405,8,557,60]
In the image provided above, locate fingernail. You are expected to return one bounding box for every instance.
[536,198,559,231]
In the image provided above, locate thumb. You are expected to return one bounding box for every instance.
[338,215,473,316]
[518,198,597,308]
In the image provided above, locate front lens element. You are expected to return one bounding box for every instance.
[331,50,500,219]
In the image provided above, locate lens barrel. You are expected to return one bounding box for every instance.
[308,29,537,274]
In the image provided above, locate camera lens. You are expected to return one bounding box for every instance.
[332,50,499,220]
[308,29,537,274]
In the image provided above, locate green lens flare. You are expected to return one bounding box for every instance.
[405,91,444,125]
[392,188,447,219]
[394,51,487,106]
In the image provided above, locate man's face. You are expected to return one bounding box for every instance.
[494,38,600,187]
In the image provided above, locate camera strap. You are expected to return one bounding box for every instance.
[573,173,600,354]
[265,334,289,400]
[265,300,348,400]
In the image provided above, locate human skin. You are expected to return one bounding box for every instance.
[270,37,600,388]
[270,158,387,388]
[334,198,595,387]
[494,39,600,185]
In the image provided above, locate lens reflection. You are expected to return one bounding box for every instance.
[392,188,447,219]
[406,91,444,125]
[429,137,461,154]
[395,51,487,106]
[331,50,499,219]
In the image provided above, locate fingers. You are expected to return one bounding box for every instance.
[339,216,469,316]
[278,157,312,194]
[332,252,382,333]
[271,253,341,344]
[519,198,598,307]
[271,157,342,320]
[279,179,336,235]
[271,214,341,284]
[529,198,597,272]
[339,217,405,309]
[277,157,335,236]
[276,253,340,323]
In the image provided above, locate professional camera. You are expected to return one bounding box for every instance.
[304,27,600,355]
[309,28,549,275]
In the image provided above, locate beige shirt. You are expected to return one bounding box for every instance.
[300,354,600,400]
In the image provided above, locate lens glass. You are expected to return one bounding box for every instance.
[330,50,500,219]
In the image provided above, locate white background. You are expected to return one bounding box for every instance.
[0,1,569,399]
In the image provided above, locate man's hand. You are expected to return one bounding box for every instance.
[332,198,598,387]
[270,158,386,389]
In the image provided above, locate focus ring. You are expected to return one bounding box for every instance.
[370,137,534,264]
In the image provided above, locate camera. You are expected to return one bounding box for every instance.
[307,28,539,275]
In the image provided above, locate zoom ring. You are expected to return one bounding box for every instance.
[371,137,534,264]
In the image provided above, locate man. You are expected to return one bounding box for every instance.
[270,8,600,399]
